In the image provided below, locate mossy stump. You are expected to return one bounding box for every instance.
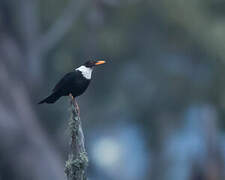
[65,99,88,180]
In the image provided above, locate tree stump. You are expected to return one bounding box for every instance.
[65,99,88,180]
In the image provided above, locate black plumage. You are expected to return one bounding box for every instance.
[38,60,105,104]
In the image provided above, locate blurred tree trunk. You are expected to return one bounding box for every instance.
[0,31,65,180]
[190,106,224,180]
[0,0,87,179]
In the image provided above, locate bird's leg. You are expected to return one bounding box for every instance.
[74,98,80,116]
[69,93,80,115]
[69,93,74,100]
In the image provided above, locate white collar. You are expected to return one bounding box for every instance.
[76,66,93,79]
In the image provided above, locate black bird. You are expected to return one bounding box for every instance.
[38,60,106,104]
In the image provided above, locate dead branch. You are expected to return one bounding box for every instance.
[65,99,88,180]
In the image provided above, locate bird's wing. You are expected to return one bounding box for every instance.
[52,72,75,92]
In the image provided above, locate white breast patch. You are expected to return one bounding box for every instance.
[76,66,93,79]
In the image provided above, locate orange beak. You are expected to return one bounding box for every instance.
[95,60,106,65]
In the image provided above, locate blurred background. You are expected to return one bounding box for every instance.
[1,0,225,179]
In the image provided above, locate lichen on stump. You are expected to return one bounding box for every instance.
[65,99,88,180]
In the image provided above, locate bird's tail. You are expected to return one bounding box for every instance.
[38,93,60,104]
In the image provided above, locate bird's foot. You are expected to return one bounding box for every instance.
[69,93,74,100]
[69,93,80,115]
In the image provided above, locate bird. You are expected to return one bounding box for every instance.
[38,60,106,105]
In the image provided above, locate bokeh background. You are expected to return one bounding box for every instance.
[1,0,225,180]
